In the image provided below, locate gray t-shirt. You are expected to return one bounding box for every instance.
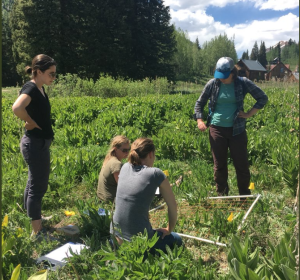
[110,162,166,241]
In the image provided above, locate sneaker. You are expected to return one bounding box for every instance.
[41,215,53,221]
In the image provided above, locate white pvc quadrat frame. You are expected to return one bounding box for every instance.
[149,194,261,247]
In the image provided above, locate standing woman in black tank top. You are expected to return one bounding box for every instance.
[12,54,57,238]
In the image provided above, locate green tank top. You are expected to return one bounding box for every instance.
[211,82,237,127]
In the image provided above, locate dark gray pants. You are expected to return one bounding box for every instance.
[20,135,52,220]
[209,125,251,195]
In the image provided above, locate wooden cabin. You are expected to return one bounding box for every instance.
[287,73,299,82]
[237,59,267,81]
[265,62,292,81]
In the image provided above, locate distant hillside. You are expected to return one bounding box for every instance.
[266,40,299,70]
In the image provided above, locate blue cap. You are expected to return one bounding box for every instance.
[214,57,235,79]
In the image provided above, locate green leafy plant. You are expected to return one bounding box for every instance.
[228,232,297,280]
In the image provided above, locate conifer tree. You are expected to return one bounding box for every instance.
[195,37,201,50]
[9,0,176,81]
[126,0,176,80]
[241,50,249,59]
[10,0,61,78]
[277,43,281,62]
[258,41,268,68]
[250,41,259,60]
[2,0,20,86]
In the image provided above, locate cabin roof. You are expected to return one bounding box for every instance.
[238,59,267,72]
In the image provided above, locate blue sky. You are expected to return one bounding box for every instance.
[164,0,299,58]
[206,3,299,26]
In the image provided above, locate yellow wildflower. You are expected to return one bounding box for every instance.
[227,212,234,222]
[65,210,76,216]
[16,227,23,237]
[163,170,169,176]
[2,215,8,227]
[249,182,255,190]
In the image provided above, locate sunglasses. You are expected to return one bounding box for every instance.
[119,148,130,153]
[48,72,57,78]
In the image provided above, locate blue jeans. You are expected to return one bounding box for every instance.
[150,230,183,254]
[21,135,52,220]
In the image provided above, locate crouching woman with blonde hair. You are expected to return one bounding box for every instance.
[97,135,130,202]
[110,137,182,254]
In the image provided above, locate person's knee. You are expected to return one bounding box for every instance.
[172,233,183,247]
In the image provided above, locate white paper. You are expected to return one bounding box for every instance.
[44,243,87,263]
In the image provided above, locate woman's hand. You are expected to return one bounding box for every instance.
[197,119,207,131]
[24,120,42,130]
[238,108,259,119]
[238,111,250,118]
[156,227,171,239]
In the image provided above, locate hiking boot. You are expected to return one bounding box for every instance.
[216,185,229,196]
[217,190,229,196]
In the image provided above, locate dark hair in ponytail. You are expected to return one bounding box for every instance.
[25,54,57,77]
[230,65,238,80]
[128,138,155,166]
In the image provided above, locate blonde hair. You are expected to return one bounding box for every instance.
[103,135,130,165]
[128,138,155,166]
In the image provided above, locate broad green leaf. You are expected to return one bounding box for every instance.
[281,264,296,280]
[228,236,246,264]
[230,258,248,280]
[148,234,159,248]
[267,240,275,254]
[132,271,144,277]
[247,247,260,270]
[101,254,117,261]
[285,247,296,268]
[272,264,285,280]
[10,264,21,280]
[242,237,249,256]
[256,265,272,279]
[247,267,261,280]
[27,270,48,280]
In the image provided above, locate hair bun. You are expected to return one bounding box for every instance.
[25,66,32,75]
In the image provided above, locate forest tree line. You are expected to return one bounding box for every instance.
[2,0,298,87]
[2,0,237,86]
[241,40,299,70]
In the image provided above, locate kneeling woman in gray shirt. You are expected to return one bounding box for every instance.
[110,137,182,254]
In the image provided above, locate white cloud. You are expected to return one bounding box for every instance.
[251,0,299,11]
[164,0,243,10]
[228,13,299,55]
[169,6,299,58]
[164,0,299,11]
